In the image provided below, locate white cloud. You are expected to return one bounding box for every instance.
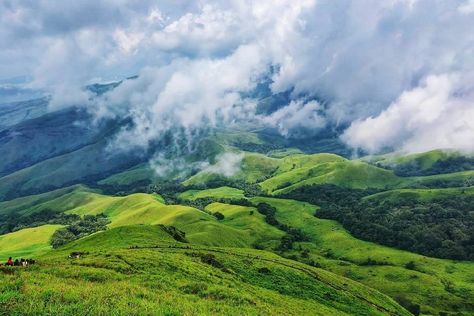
[202,152,244,177]
[263,100,326,137]
[458,0,474,14]
[2,0,474,154]
[342,74,474,153]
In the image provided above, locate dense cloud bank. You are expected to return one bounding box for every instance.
[1,0,474,154]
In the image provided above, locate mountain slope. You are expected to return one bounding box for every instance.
[0,225,410,316]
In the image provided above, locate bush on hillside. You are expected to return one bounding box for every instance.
[213,212,225,220]
[159,224,188,243]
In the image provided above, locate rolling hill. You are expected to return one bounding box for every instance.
[1,183,473,315]
[0,224,411,316]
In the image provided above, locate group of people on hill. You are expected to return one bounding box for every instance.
[2,257,35,267]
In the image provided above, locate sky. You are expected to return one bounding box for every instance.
[1,0,474,154]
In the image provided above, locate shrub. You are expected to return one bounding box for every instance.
[405,261,416,270]
[213,212,225,220]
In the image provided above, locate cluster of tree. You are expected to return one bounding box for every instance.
[408,178,472,189]
[280,184,376,210]
[212,212,225,220]
[235,141,283,154]
[285,185,474,260]
[178,197,253,212]
[98,179,152,196]
[0,209,81,235]
[187,178,265,197]
[256,203,310,251]
[147,182,186,204]
[50,214,110,248]
[158,224,188,243]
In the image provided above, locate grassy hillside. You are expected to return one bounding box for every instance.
[184,152,279,186]
[0,185,472,314]
[365,149,474,176]
[0,185,100,217]
[0,140,142,201]
[179,187,245,201]
[261,160,405,194]
[184,150,474,196]
[0,225,410,315]
[249,197,474,315]
[365,150,454,169]
[0,224,63,259]
[0,188,282,249]
[205,202,284,249]
[185,152,408,194]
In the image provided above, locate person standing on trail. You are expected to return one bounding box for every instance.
[6,257,13,266]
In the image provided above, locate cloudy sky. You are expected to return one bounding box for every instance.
[1,0,474,154]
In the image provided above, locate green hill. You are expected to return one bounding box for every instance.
[0,224,63,259]
[365,149,474,176]
[249,197,474,315]
[0,225,410,315]
[178,187,245,201]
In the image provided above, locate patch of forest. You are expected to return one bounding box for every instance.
[282,185,474,260]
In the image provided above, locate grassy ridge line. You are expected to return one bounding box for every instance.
[0,188,280,258]
[262,161,404,194]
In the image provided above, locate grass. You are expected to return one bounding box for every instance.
[364,149,458,170]
[183,150,474,197]
[0,225,63,260]
[98,163,156,187]
[0,186,472,314]
[184,152,280,186]
[0,185,95,216]
[0,225,410,316]
[250,197,474,315]
[179,187,245,201]
[205,202,284,249]
[261,160,405,194]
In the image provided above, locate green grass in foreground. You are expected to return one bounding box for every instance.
[0,225,410,316]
